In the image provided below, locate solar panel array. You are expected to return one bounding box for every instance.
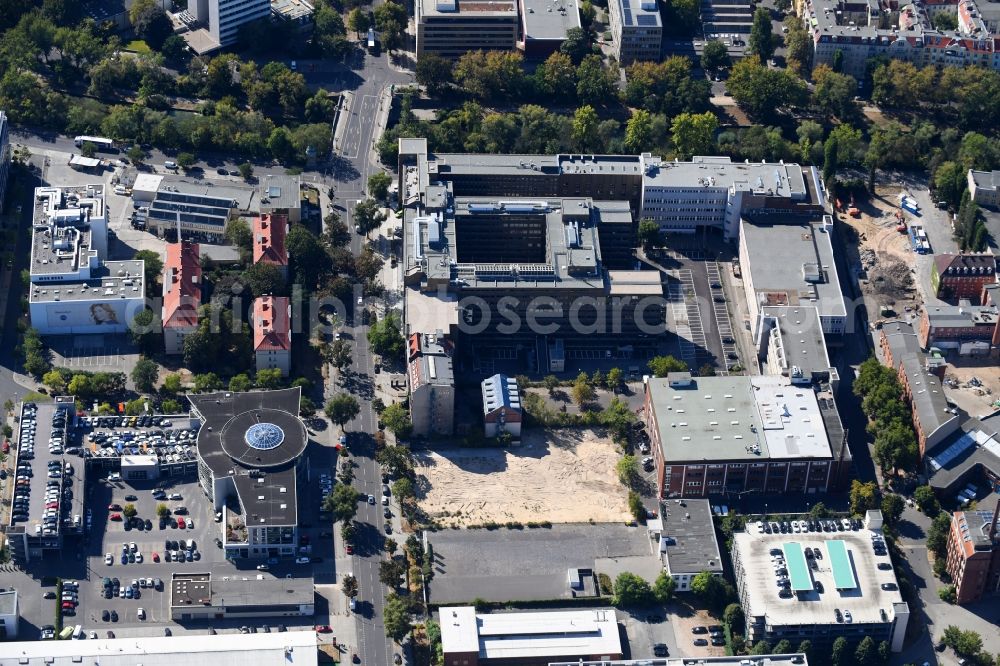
[928,431,977,471]
[636,14,658,25]
[621,0,633,26]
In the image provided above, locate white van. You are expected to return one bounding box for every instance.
[72,624,83,639]
[114,185,127,196]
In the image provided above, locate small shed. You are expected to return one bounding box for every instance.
[481,374,522,438]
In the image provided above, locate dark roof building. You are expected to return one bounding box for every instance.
[188,389,308,559]
[945,506,1000,604]
[931,254,997,302]
[657,498,723,591]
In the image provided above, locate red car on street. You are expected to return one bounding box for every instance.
[315,625,333,633]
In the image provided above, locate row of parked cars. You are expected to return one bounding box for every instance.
[691,624,725,646]
[756,518,863,535]
[86,427,200,465]
[82,415,173,429]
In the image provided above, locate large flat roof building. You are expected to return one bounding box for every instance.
[658,498,723,591]
[188,389,307,559]
[739,215,847,335]
[733,514,910,652]
[519,0,581,56]
[260,174,302,223]
[143,178,257,243]
[0,630,318,665]
[756,306,839,390]
[416,0,519,58]
[644,373,850,497]
[969,169,1000,208]
[169,572,315,620]
[440,607,623,666]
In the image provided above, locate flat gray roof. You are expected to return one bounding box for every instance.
[760,306,833,381]
[644,156,807,199]
[30,185,106,276]
[550,657,810,666]
[741,216,847,320]
[419,0,518,19]
[970,170,1000,191]
[260,174,301,211]
[0,589,17,615]
[171,572,314,609]
[925,304,999,328]
[648,375,834,463]
[735,524,905,626]
[29,259,144,303]
[522,0,581,40]
[660,498,723,575]
[271,0,315,20]
[880,320,921,369]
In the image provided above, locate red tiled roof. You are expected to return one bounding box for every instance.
[162,242,201,330]
[253,296,291,352]
[253,214,288,267]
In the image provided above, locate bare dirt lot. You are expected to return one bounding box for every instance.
[414,429,629,526]
[944,363,1000,417]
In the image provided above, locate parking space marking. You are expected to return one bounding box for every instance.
[706,262,740,373]
[666,269,707,369]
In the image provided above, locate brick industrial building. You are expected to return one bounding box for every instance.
[644,373,850,498]
[945,505,1000,604]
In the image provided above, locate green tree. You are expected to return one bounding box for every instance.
[323,483,361,523]
[571,105,601,152]
[536,51,577,98]
[617,454,640,487]
[229,374,252,392]
[379,559,407,588]
[243,262,287,297]
[255,368,283,389]
[127,145,147,165]
[560,26,591,64]
[572,377,596,408]
[381,403,412,436]
[855,636,877,666]
[135,249,163,297]
[727,56,807,118]
[850,480,880,515]
[913,485,940,515]
[43,369,67,393]
[877,641,891,663]
[750,641,774,656]
[176,152,196,169]
[831,637,849,666]
[691,571,727,610]
[701,40,731,72]
[606,367,624,392]
[773,640,793,654]
[131,357,158,393]
[354,198,386,236]
[880,494,905,526]
[812,64,858,119]
[376,446,414,479]
[797,640,814,664]
[383,592,412,642]
[162,373,183,394]
[453,50,525,100]
[391,477,415,502]
[724,603,744,630]
[576,54,616,106]
[653,570,676,602]
[193,372,223,392]
[325,394,361,427]
[368,311,405,359]
[129,0,172,49]
[225,217,253,253]
[648,355,687,377]
[613,571,654,607]
[933,161,967,209]
[926,512,953,557]
[671,111,719,158]
[342,574,359,597]
[156,503,170,518]
[932,11,958,30]
[637,219,662,250]
[238,162,253,180]
[416,53,452,95]
[368,172,392,200]
[346,7,370,37]
[749,7,774,61]
[123,503,137,519]
[628,490,645,522]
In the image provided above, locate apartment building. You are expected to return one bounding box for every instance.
[607,0,662,64]
[0,111,10,213]
[253,296,292,376]
[945,506,1000,603]
[931,253,997,301]
[407,332,456,437]
[644,373,851,498]
[162,241,202,356]
[186,0,271,51]
[416,0,520,58]
[969,169,1000,208]
[253,213,289,279]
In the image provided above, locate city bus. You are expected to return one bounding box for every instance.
[73,136,116,151]
[367,28,376,51]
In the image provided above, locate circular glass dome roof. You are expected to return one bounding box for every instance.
[244,422,285,450]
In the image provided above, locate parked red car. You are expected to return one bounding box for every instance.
[177,517,186,529]
[315,625,333,633]
[110,513,122,521]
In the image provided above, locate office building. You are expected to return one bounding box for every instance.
[189,388,308,559]
[481,374,522,438]
[407,331,456,436]
[252,213,289,278]
[756,306,839,390]
[185,0,271,52]
[271,0,316,34]
[0,631,318,665]
[733,512,910,652]
[739,215,847,335]
[641,156,823,241]
[162,241,202,356]
[519,0,581,57]
[657,499,724,591]
[28,185,146,335]
[919,303,1000,354]
[931,253,998,301]
[944,506,1000,603]
[644,373,851,498]
[440,607,623,666]
[701,0,753,39]
[804,0,1000,80]
[969,169,1000,208]
[0,111,10,213]
[416,0,520,58]
[0,589,18,639]
[607,0,662,64]
[260,174,302,223]
[141,177,257,243]
[85,0,171,30]
[170,572,315,620]
[253,296,292,376]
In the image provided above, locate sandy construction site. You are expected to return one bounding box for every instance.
[414,429,630,526]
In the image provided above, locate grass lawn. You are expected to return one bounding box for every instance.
[125,40,151,54]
